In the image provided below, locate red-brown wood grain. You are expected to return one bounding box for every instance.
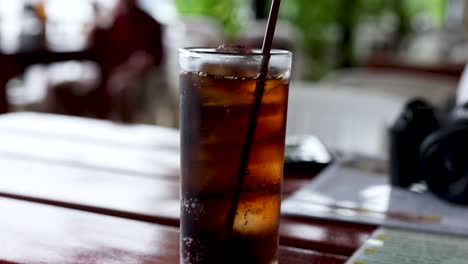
[280,218,374,256]
[0,197,346,264]
[0,113,376,262]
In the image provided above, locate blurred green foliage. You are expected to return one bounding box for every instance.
[174,0,249,39]
[174,0,447,79]
[405,0,446,24]
[280,0,446,79]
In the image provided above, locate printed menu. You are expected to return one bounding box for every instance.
[346,227,468,264]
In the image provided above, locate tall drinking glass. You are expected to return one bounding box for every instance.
[179,48,292,264]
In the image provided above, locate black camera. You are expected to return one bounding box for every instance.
[390,99,468,205]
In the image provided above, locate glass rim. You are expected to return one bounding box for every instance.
[179,47,292,58]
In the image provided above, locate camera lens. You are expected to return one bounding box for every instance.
[421,127,468,205]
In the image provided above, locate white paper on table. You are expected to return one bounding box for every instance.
[281,157,468,236]
[345,227,468,264]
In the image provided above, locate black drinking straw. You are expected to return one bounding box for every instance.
[226,0,282,235]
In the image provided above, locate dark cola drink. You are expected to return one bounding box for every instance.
[179,47,292,264]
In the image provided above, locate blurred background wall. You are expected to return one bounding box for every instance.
[0,0,467,157]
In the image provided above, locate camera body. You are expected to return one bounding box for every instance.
[390,99,468,205]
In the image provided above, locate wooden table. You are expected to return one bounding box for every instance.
[0,112,376,263]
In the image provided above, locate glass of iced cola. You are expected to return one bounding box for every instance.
[179,46,292,264]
